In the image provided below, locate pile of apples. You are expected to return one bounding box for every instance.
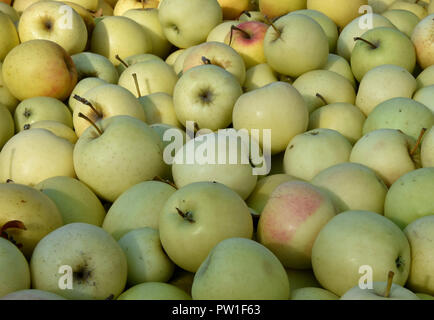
[0,0,433,301]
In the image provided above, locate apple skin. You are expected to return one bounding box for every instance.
[416,64,434,89]
[285,268,321,291]
[321,54,356,88]
[192,237,290,300]
[291,287,339,300]
[259,0,306,19]
[159,182,254,273]
[0,182,63,258]
[116,53,163,75]
[384,167,434,229]
[168,268,195,296]
[368,0,396,14]
[113,0,159,16]
[218,0,251,20]
[0,62,19,113]
[206,20,238,43]
[413,85,434,113]
[257,181,336,269]
[30,223,128,300]
[0,3,20,23]
[102,180,176,240]
[73,115,167,203]
[118,282,191,300]
[411,14,434,69]
[2,39,78,101]
[421,126,434,167]
[72,52,119,84]
[68,77,107,112]
[0,11,19,61]
[382,9,420,38]
[139,92,181,128]
[0,237,31,298]
[243,63,278,92]
[0,104,14,150]
[0,289,66,300]
[27,120,78,144]
[341,282,420,300]
[416,293,434,300]
[311,162,388,215]
[389,1,427,20]
[312,210,411,297]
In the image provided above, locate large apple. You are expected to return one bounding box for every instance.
[0,12,19,61]
[71,52,119,84]
[0,104,14,150]
[411,14,434,69]
[118,282,191,300]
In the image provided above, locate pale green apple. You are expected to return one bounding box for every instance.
[0,182,63,258]
[72,52,119,84]
[321,54,356,88]
[165,48,185,67]
[382,9,420,37]
[14,97,73,132]
[233,82,309,155]
[173,65,242,131]
[368,0,397,13]
[30,223,127,300]
[291,287,339,300]
[263,13,328,78]
[113,0,158,16]
[172,46,197,76]
[384,167,434,228]
[341,282,420,300]
[411,14,434,69]
[102,180,176,239]
[1,289,67,300]
[389,1,427,19]
[159,182,253,272]
[0,129,76,187]
[292,70,356,113]
[68,77,107,112]
[311,162,388,214]
[0,12,19,61]
[158,0,222,48]
[138,92,181,128]
[413,85,434,112]
[0,237,31,298]
[259,0,307,18]
[0,104,14,149]
[73,115,167,202]
[118,282,191,300]
[416,64,434,88]
[118,227,175,285]
[257,181,336,269]
[312,210,411,296]
[421,126,433,167]
[243,63,278,92]
[36,176,106,226]
[0,3,20,23]
[192,237,290,300]
[206,20,238,43]
[28,120,78,144]
[0,62,19,113]
[116,53,163,75]
[355,64,417,116]
[283,129,353,181]
[285,268,321,291]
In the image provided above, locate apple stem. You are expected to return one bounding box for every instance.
[228,25,252,46]
[384,271,394,298]
[264,15,281,37]
[73,95,102,118]
[239,10,251,19]
[132,73,142,97]
[201,56,212,65]
[410,127,427,156]
[153,176,178,189]
[316,93,328,105]
[6,179,13,183]
[115,54,129,68]
[353,37,378,49]
[78,112,103,136]
[175,208,195,223]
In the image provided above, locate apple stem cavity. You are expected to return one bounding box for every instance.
[410,128,427,156]
[132,73,142,97]
[264,15,281,37]
[315,93,328,105]
[201,56,212,65]
[384,271,395,298]
[175,207,195,223]
[228,25,251,46]
[73,95,102,118]
[78,112,103,136]
[353,37,378,49]
[115,54,129,68]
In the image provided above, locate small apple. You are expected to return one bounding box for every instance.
[72,52,119,84]
[0,12,19,61]
[138,92,181,128]
[118,282,191,300]
[26,121,78,144]
[243,63,278,92]
[291,287,339,300]
[0,104,14,150]
[411,14,434,69]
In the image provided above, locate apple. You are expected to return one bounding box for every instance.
[285,268,321,291]
[362,97,434,141]
[113,0,158,16]
[13,0,41,14]
[68,77,107,112]
[0,104,14,150]
[292,70,356,113]
[206,20,238,43]
[0,62,19,113]
[421,126,434,167]
[218,0,250,20]
[0,3,20,23]
[283,129,353,181]
[411,14,434,69]
[62,1,97,37]
[115,53,163,75]
[118,282,191,300]
[1,289,66,300]
[0,182,63,258]
[382,9,420,37]
[233,82,309,155]
[263,13,329,78]
[413,85,434,112]
[158,0,222,49]
[26,121,78,144]
[14,97,73,132]
[349,129,421,187]
[102,180,176,239]
[416,64,434,88]
[173,65,242,131]
[182,41,246,85]
[55,0,99,11]
[159,182,253,272]
[368,0,396,13]
[138,92,181,128]
[0,237,31,298]
[36,176,106,226]
[104,0,117,9]
[312,210,411,296]
[118,227,175,285]
[191,237,290,300]
[2,39,78,101]
[355,64,417,116]
[172,46,197,76]
[72,52,119,84]
[243,63,278,92]
[384,167,434,228]
[90,16,152,66]
[309,103,366,144]
[389,1,427,20]
[97,0,114,16]
[74,115,167,202]
[291,287,339,300]
[0,12,19,62]
[238,10,267,23]
[257,180,336,269]
[30,223,127,300]
[0,128,76,187]
[259,0,306,19]
[122,8,172,58]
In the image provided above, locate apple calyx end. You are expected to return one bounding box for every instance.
[176,207,195,223]
[201,56,212,65]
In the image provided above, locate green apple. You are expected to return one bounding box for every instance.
[116,53,163,75]
[26,120,78,144]
[382,9,420,37]
[36,176,106,226]
[0,62,19,113]
[113,0,158,16]
[30,223,127,300]
[1,289,66,300]
[72,52,119,84]
[73,115,167,202]
[233,82,309,155]
[421,126,433,167]
[118,282,191,300]
[118,227,175,285]
[321,54,356,88]
[384,167,434,228]
[285,268,321,291]
[243,63,278,92]
[257,180,336,269]
[341,281,420,300]
[192,237,290,300]
[416,64,434,88]
[102,180,176,239]
[158,0,222,48]
[138,92,181,127]
[174,65,242,131]
[0,128,75,187]
[292,70,356,113]
[355,64,417,116]
[206,20,238,43]
[351,27,416,82]
[0,104,14,150]
[218,0,251,20]
[388,1,427,19]
[283,129,353,181]
[309,103,366,144]
[312,210,411,296]
[411,14,434,69]
[413,85,434,112]
[0,12,19,61]
[159,182,253,272]
[14,97,73,132]
[263,13,328,78]
[0,182,63,258]
[291,287,339,300]
[0,237,31,298]
[68,77,107,112]
[2,39,78,101]
[0,3,20,23]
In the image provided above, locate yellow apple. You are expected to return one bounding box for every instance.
[26,120,78,144]
[411,14,434,69]
[259,0,307,19]
[113,0,158,16]
[388,0,427,19]
[243,63,278,92]
[218,0,251,20]
[0,104,14,150]
[138,92,181,128]
[0,62,19,113]
[0,12,19,61]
